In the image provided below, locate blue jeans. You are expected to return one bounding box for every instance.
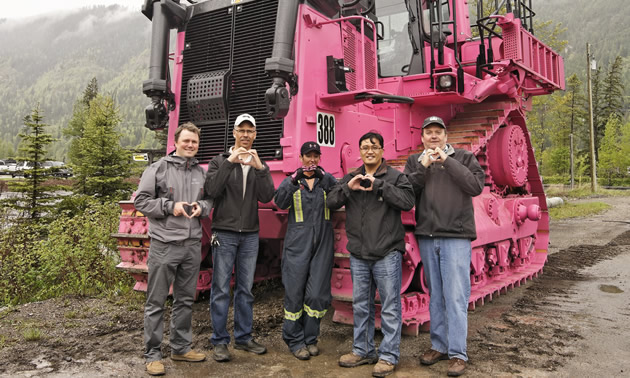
[350,251,402,365]
[210,230,259,345]
[418,237,471,361]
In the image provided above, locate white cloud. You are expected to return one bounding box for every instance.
[3,0,141,20]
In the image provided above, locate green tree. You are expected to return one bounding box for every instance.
[72,95,132,201]
[65,78,99,193]
[597,116,624,185]
[5,106,57,220]
[601,56,625,127]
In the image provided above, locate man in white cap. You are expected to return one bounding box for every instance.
[204,113,275,362]
[403,116,485,376]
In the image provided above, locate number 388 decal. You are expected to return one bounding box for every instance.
[316,112,335,147]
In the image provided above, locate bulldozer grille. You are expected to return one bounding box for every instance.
[179,0,283,163]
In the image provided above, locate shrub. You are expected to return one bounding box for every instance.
[0,201,133,306]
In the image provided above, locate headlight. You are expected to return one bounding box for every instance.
[438,75,453,89]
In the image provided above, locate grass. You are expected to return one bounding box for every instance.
[545,185,630,199]
[549,201,612,220]
[22,327,42,341]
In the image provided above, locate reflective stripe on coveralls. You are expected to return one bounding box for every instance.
[284,307,303,321]
[293,190,303,222]
[285,303,328,321]
[294,188,330,222]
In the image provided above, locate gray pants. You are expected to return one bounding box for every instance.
[144,238,201,362]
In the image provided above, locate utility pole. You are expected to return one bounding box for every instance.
[569,90,575,189]
[586,43,597,192]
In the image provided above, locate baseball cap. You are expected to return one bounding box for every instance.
[234,113,256,128]
[422,116,446,130]
[300,141,321,155]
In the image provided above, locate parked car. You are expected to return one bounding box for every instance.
[11,161,72,178]
[45,161,73,178]
[0,160,8,174]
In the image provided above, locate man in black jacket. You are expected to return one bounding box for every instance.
[204,114,275,362]
[404,116,485,377]
[327,132,415,378]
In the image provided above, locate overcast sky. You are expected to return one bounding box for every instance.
[4,0,142,20]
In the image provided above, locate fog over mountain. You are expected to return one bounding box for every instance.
[0,1,627,160]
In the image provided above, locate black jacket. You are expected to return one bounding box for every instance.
[327,160,415,261]
[404,149,485,240]
[204,153,275,232]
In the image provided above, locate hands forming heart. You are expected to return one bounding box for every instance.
[421,146,447,167]
[348,174,375,191]
[174,201,201,218]
[229,147,263,169]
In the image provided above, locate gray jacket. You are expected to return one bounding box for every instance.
[134,155,212,243]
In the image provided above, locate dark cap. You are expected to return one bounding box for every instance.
[300,141,321,155]
[422,116,446,130]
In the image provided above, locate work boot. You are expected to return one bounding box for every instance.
[234,339,267,355]
[420,349,448,365]
[338,352,378,368]
[306,344,320,356]
[213,344,231,362]
[447,358,467,376]
[146,360,165,376]
[372,359,395,377]
[171,350,206,362]
[293,347,311,360]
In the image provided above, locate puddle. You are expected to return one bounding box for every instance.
[598,284,624,294]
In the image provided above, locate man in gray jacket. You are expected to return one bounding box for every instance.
[404,116,485,377]
[134,122,212,376]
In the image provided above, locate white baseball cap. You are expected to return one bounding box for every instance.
[234,113,256,128]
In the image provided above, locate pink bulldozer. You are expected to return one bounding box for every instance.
[114,0,564,335]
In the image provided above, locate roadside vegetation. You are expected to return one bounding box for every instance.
[545,185,630,199]
[0,80,140,308]
[549,201,612,220]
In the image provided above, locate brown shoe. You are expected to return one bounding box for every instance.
[339,352,378,368]
[447,358,467,376]
[306,344,320,356]
[293,347,311,360]
[171,349,206,362]
[372,359,395,377]
[420,349,448,365]
[146,360,165,376]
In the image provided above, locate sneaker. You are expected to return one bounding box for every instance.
[420,349,448,365]
[306,344,320,356]
[447,358,467,376]
[213,344,231,362]
[171,350,206,362]
[293,347,311,360]
[234,339,267,355]
[338,352,378,368]
[372,359,395,377]
[146,360,165,376]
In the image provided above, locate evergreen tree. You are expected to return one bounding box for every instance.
[65,78,100,194]
[565,74,589,149]
[601,56,625,124]
[72,95,132,201]
[5,106,57,220]
[597,115,624,185]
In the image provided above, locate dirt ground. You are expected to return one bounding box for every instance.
[1,196,629,378]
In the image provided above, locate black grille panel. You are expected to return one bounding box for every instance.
[179,1,283,163]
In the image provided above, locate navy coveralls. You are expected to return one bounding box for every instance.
[274,172,336,352]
